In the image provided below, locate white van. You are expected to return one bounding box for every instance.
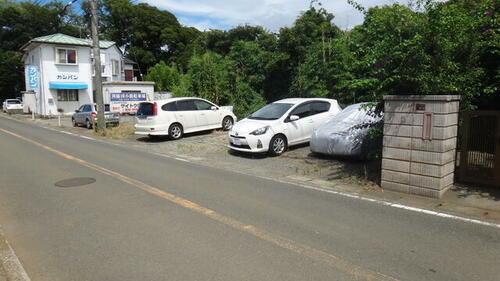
[135,97,237,140]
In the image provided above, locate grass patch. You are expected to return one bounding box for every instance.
[96,124,135,139]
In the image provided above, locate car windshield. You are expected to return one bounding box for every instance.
[7,100,21,104]
[248,103,293,120]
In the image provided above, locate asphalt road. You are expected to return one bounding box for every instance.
[0,115,499,281]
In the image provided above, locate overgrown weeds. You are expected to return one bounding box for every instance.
[95,124,135,139]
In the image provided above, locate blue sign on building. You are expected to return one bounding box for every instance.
[110,92,147,102]
[27,65,39,89]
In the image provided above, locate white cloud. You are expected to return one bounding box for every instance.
[139,0,406,31]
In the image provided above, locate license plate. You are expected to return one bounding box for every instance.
[232,138,241,145]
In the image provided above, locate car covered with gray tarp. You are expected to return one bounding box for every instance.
[310,103,383,158]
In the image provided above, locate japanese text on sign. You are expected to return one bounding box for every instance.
[56,74,79,80]
[111,102,140,113]
[110,92,147,102]
[27,66,39,89]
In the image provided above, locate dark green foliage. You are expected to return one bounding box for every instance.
[0,50,23,99]
[0,0,82,101]
[144,61,181,92]
[1,0,498,112]
[101,0,201,74]
[287,0,499,110]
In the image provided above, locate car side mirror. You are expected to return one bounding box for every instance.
[75,110,80,113]
[289,115,300,121]
[210,106,218,111]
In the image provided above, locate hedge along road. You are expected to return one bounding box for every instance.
[0,115,499,281]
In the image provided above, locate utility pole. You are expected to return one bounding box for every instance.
[90,0,105,131]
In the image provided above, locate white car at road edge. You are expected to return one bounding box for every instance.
[2,99,23,114]
[135,97,237,140]
[228,98,342,156]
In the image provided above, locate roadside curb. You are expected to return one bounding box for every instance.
[0,226,31,281]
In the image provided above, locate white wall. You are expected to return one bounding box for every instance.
[24,47,41,113]
[103,46,123,82]
[103,84,155,103]
[40,44,94,115]
[24,41,130,116]
[103,83,155,114]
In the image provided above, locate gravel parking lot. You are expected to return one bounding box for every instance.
[10,113,382,191]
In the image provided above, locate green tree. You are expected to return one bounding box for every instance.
[0,0,81,101]
[172,52,267,118]
[231,79,267,118]
[185,52,233,105]
[278,5,340,67]
[144,61,181,92]
[101,0,201,74]
[345,5,431,102]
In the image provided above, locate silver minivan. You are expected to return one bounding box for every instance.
[72,104,120,129]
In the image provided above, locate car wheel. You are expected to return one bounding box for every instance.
[72,118,77,127]
[85,119,92,129]
[222,116,234,131]
[268,134,287,156]
[169,123,183,140]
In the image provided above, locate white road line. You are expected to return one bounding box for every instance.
[297,182,500,229]
[223,171,500,229]
[152,153,190,163]
[79,135,95,140]
[61,131,74,135]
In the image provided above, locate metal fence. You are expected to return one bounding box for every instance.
[458,111,500,186]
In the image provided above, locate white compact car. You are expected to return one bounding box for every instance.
[228,98,342,156]
[2,99,23,114]
[135,97,237,139]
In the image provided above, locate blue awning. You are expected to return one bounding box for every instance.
[49,82,88,90]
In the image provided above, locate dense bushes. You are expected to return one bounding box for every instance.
[145,0,498,117]
[1,0,498,116]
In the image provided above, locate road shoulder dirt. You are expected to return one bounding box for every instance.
[0,226,30,281]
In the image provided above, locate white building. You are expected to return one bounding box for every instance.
[21,33,154,116]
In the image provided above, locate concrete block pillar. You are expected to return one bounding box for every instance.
[381,95,460,198]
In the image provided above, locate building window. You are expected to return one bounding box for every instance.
[112,60,119,75]
[57,89,79,101]
[56,48,77,64]
[91,64,107,76]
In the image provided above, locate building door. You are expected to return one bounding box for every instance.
[124,70,134,81]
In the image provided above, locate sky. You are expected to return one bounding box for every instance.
[139,0,407,31]
[21,0,413,31]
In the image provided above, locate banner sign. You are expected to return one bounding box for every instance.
[111,102,141,113]
[27,65,39,89]
[110,92,147,102]
[56,73,79,80]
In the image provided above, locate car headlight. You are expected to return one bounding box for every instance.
[250,126,270,135]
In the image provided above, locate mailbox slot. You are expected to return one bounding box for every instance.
[422,112,433,140]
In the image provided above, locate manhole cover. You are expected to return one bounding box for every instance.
[55,177,96,188]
